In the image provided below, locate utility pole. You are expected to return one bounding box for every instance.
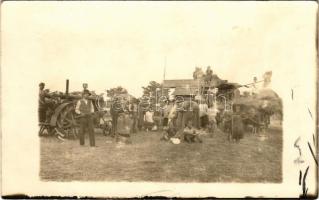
[162,56,167,96]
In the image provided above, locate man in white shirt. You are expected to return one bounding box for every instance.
[144,109,154,132]
[163,100,173,128]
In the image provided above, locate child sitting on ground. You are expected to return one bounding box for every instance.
[161,120,177,141]
[183,121,202,143]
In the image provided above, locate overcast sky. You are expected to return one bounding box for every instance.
[2,1,317,97]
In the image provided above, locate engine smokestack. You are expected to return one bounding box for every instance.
[66,79,69,95]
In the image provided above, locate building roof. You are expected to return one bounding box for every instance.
[163,75,227,89]
[163,79,198,88]
[172,87,197,96]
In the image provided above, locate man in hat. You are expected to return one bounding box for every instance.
[38,82,47,123]
[75,89,96,147]
[82,83,88,91]
[38,82,52,123]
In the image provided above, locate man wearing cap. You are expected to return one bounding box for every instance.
[75,89,96,147]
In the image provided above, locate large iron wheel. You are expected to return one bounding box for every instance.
[57,104,79,139]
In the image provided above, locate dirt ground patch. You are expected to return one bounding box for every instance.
[40,126,282,182]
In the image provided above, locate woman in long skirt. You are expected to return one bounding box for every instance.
[231,114,244,142]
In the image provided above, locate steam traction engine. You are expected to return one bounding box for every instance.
[39,80,107,139]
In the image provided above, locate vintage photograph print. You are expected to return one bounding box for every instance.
[1,1,317,198]
[39,69,283,183]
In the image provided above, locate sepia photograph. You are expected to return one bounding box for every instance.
[39,70,283,183]
[1,1,317,198]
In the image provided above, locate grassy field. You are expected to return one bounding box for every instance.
[40,124,282,182]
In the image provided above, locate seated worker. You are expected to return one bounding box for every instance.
[161,121,177,141]
[183,121,202,143]
[100,113,112,136]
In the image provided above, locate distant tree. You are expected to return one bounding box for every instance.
[142,81,170,109]
[193,67,204,80]
[142,81,161,96]
[106,86,128,98]
[142,81,169,97]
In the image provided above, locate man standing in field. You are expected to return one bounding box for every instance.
[75,89,96,147]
